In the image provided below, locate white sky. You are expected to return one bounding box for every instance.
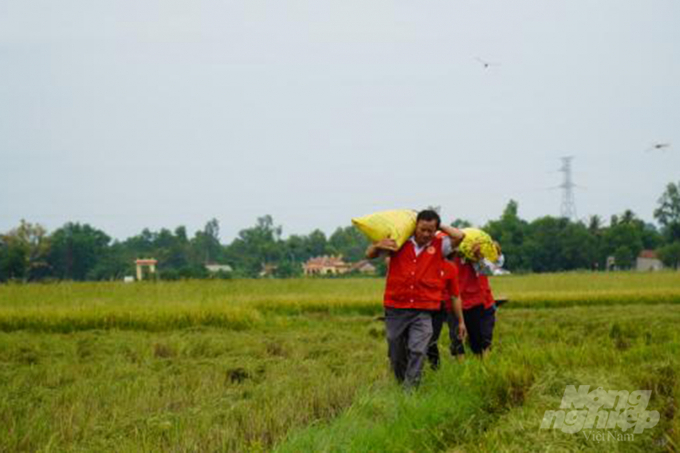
[1,0,679,242]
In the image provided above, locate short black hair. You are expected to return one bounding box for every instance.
[416,209,441,229]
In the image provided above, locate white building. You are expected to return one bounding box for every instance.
[636,250,664,272]
[205,264,233,273]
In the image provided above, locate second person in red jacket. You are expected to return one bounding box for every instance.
[451,244,499,356]
[427,256,467,369]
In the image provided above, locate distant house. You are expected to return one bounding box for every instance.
[303,255,352,276]
[636,250,664,272]
[349,260,377,275]
[259,263,278,278]
[205,263,233,274]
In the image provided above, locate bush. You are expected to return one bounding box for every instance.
[657,242,680,269]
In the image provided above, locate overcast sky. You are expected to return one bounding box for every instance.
[1,0,679,242]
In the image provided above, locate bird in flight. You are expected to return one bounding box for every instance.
[645,143,671,152]
[474,57,500,69]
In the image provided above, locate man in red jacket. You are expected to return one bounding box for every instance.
[366,210,464,387]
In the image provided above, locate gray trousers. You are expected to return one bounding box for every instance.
[385,307,434,387]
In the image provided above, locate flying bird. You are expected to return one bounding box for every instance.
[474,57,500,69]
[645,143,671,152]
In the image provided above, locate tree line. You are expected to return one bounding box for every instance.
[1,182,680,282]
[0,216,373,281]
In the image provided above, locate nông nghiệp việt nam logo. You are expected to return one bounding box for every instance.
[540,385,660,438]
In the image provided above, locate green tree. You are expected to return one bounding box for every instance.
[520,217,563,272]
[0,220,51,281]
[451,219,473,228]
[225,215,283,277]
[522,216,595,272]
[611,210,662,250]
[613,245,635,270]
[328,226,369,262]
[156,228,190,270]
[118,225,208,279]
[192,218,223,264]
[560,222,598,270]
[588,215,603,234]
[586,215,606,270]
[0,237,5,281]
[654,181,680,242]
[305,229,329,258]
[601,217,644,270]
[87,240,132,280]
[273,260,302,278]
[48,223,111,280]
[657,242,680,269]
[284,234,307,265]
[484,200,529,271]
[124,228,157,257]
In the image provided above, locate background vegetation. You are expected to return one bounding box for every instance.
[1,182,680,282]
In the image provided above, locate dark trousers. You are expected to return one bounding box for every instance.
[448,311,466,356]
[427,306,447,370]
[450,305,496,356]
[385,307,433,387]
[428,308,468,366]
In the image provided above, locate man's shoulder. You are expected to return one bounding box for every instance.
[400,239,415,251]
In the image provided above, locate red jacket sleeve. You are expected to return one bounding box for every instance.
[446,262,460,298]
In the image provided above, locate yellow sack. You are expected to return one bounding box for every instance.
[352,209,417,249]
[459,228,499,262]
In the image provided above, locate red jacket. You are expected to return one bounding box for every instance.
[384,236,445,311]
[442,260,460,312]
[454,257,495,310]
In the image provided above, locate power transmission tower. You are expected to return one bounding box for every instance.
[558,156,577,220]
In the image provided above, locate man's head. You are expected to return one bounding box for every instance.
[414,209,441,247]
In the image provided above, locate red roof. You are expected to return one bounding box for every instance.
[639,250,658,259]
[303,255,348,269]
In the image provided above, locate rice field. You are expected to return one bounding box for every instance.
[1,272,679,451]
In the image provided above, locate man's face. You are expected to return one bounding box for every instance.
[414,219,438,247]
